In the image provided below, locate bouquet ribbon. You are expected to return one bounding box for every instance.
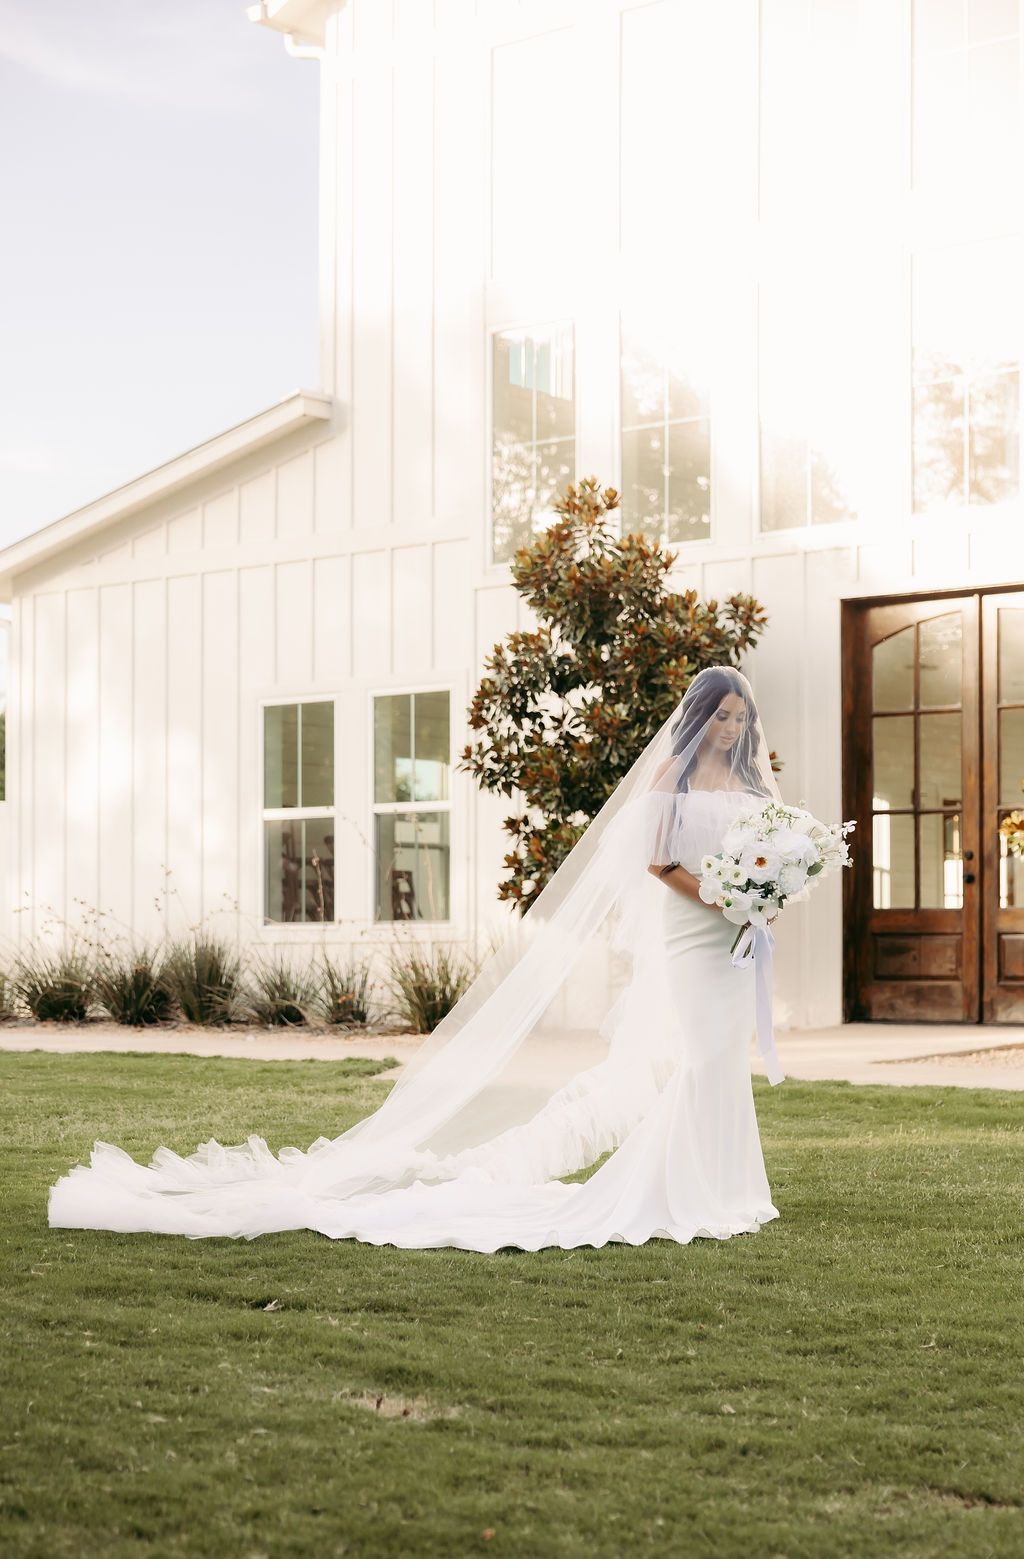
[730,923,785,1086]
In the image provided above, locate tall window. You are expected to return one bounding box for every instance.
[490,322,575,565]
[912,0,1021,196]
[620,313,711,544]
[263,700,334,923]
[912,235,1021,511]
[758,265,861,531]
[373,690,451,922]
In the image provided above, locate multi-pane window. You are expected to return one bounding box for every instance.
[373,690,451,922]
[870,614,965,911]
[263,700,335,923]
[491,323,575,565]
[912,235,1021,511]
[620,314,711,544]
[758,267,860,531]
[912,0,1021,195]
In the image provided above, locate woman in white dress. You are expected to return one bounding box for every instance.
[49,666,785,1251]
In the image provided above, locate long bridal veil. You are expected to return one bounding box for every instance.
[49,665,785,1239]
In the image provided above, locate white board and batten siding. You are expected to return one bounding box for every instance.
[4,424,522,970]
[4,0,1024,1036]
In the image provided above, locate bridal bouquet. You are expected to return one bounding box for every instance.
[698,801,856,955]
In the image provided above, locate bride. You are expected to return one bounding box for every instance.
[49,666,786,1251]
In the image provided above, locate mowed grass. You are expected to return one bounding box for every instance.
[1,1053,1023,1559]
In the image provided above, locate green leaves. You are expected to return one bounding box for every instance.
[458,476,774,911]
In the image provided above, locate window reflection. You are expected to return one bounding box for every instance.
[373,691,452,923]
[620,315,711,544]
[999,815,1024,908]
[491,324,575,564]
[758,264,860,531]
[920,811,963,909]
[912,237,1022,512]
[873,810,915,908]
[264,817,335,924]
[912,0,1022,194]
[873,627,915,711]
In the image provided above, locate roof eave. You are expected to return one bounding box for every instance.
[246,0,330,49]
[0,389,333,601]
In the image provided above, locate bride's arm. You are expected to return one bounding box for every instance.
[642,757,722,912]
[646,861,723,913]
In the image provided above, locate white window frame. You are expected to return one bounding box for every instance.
[617,309,714,549]
[485,316,578,572]
[259,694,337,928]
[368,682,456,928]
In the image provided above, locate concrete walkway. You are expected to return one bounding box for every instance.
[757,1022,1024,1091]
[3,1018,1024,1091]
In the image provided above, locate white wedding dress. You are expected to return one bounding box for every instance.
[49,787,780,1251]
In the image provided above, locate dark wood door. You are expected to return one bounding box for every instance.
[843,594,981,1022]
[982,591,1024,1021]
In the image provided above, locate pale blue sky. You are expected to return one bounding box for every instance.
[0,0,320,549]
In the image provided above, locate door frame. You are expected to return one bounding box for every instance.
[981,590,1024,1022]
[841,582,1024,1025]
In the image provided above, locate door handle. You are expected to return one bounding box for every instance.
[964,872,976,884]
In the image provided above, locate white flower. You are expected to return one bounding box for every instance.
[722,820,759,854]
[698,877,725,905]
[723,861,747,885]
[777,862,808,895]
[770,828,819,866]
[738,844,783,885]
[700,853,722,877]
[720,888,754,924]
[746,897,778,927]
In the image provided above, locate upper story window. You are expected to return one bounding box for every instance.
[490,322,575,565]
[912,0,1021,198]
[758,265,860,532]
[620,313,711,544]
[263,700,335,923]
[373,689,452,922]
[912,233,1021,512]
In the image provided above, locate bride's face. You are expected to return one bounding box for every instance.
[705,692,748,755]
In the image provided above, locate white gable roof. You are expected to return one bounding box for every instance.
[247,0,330,49]
[0,389,332,601]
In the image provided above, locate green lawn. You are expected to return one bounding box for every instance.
[1,1052,1022,1559]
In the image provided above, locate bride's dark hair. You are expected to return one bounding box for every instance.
[669,666,772,796]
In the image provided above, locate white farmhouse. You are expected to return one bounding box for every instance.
[0,0,1022,1032]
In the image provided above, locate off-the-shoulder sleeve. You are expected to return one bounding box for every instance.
[598,787,678,878]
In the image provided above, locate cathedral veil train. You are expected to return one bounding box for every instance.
[48,664,793,1252]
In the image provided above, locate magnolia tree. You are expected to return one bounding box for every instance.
[458,477,780,913]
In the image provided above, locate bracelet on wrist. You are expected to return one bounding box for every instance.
[658,861,680,879]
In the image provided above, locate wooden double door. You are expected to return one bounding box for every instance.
[843,589,1024,1023]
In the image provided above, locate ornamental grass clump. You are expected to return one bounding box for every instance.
[161,931,243,1027]
[239,955,320,1028]
[315,953,373,1028]
[90,943,174,1027]
[384,941,476,1034]
[9,940,94,1023]
[0,969,17,1022]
